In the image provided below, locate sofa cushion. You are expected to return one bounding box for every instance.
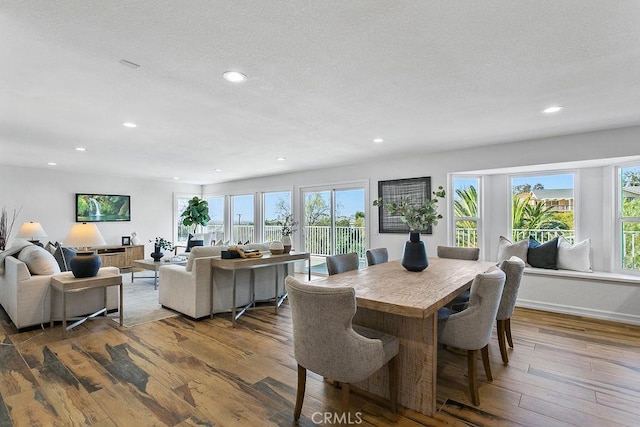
[186,246,226,272]
[527,237,558,269]
[53,244,77,272]
[497,236,528,264]
[557,237,592,272]
[17,245,61,275]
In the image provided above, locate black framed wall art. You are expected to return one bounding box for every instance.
[377,176,433,234]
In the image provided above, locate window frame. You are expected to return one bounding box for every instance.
[449,175,482,249]
[615,163,640,275]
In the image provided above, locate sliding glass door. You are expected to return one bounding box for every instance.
[302,185,366,274]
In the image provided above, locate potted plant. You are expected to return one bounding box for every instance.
[180,196,211,234]
[151,237,173,261]
[279,214,298,253]
[373,186,445,271]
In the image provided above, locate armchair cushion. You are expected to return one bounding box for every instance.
[185,246,226,272]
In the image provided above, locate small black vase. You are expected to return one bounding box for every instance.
[402,232,428,272]
[151,245,164,262]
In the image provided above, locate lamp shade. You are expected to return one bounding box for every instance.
[64,223,106,248]
[16,222,47,239]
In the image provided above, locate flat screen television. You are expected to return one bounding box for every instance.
[76,194,131,222]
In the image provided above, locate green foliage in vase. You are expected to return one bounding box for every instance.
[180,196,210,233]
[152,237,173,251]
[374,186,446,232]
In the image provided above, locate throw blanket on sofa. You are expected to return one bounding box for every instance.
[0,240,32,275]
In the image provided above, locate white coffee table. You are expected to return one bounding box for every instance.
[132,258,187,290]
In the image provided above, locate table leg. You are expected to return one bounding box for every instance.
[154,268,159,290]
[119,281,124,326]
[274,266,279,314]
[308,258,311,281]
[62,290,67,334]
[50,286,54,328]
[103,287,107,317]
[231,269,237,326]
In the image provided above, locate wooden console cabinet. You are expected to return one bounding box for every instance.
[90,245,144,271]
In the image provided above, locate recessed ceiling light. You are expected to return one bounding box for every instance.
[223,71,247,83]
[75,147,87,152]
[276,157,287,161]
[542,106,564,114]
[172,177,180,180]
[373,138,384,143]
[122,122,137,128]
[47,162,57,166]
[214,168,222,172]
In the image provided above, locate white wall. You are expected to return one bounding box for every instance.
[0,165,200,255]
[205,125,640,266]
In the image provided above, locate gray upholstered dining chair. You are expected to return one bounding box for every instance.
[496,256,526,364]
[438,245,480,310]
[326,252,359,275]
[366,248,389,266]
[438,267,506,406]
[285,276,399,420]
[437,245,480,261]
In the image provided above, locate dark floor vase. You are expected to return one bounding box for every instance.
[402,232,429,272]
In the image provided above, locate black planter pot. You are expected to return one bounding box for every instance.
[151,245,164,262]
[402,232,428,272]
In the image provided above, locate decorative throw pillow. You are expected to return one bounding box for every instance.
[185,234,204,252]
[53,244,77,272]
[527,237,558,269]
[17,245,61,275]
[557,237,592,272]
[496,236,528,264]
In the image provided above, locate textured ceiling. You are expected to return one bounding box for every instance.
[2,1,640,184]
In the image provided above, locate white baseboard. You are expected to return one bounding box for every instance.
[516,299,640,326]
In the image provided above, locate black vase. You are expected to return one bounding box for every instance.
[151,245,164,262]
[402,232,428,272]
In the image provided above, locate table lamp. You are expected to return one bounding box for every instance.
[16,221,47,245]
[64,223,106,278]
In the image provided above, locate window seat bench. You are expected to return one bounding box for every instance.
[516,267,640,325]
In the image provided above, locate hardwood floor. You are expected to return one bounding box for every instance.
[1,300,639,426]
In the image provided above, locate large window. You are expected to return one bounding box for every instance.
[205,196,225,244]
[231,194,254,244]
[510,173,575,243]
[452,177,480,248]
[263,191,291,242]
[174,193,198,245]
[619,165,640,272]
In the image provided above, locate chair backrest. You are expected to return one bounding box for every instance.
[285,276,385,383]
[326,252,359,275]
[437,245,480,261]
[438,267,506,350]
[366,248,389,266]
[496,256,526,320]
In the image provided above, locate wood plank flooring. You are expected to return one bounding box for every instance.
[1,298,639,426]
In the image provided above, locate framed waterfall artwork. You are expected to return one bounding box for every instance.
[76,194,131,222]
[377,176,433,234]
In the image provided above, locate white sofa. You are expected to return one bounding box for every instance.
[0,255,119,329]
[158,244,291,319]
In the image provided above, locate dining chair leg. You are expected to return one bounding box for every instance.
[497,319,509,364]
[294,365,306,420]
[481,344,493,382]
[505,318,514,348]
[388,357,398,413]
[341,382,350,416]
[467,349,480,406]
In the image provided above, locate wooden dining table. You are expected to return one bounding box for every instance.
[314,257,497,416]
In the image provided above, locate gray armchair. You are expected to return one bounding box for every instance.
[496,256,525,364]
[366,248,389,266]
[285,276,399,420]
[326,252,359,275]
[438,267,506,405]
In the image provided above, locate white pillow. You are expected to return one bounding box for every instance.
[557,237,592,272]
[496,236,528,264]
[17,245,61,275]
